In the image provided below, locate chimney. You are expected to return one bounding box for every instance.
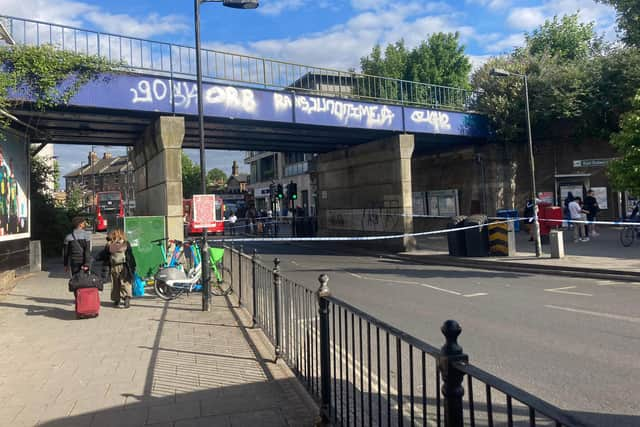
[232,160,239,177]
[103,152,112,160]
[88,151,98,165]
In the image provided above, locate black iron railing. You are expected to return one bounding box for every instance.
[1,14,478,112]
[220,246,584,427]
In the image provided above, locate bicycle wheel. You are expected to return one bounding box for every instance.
[620,226,635,247]
[154,279,180,300]
[210,268,232,296]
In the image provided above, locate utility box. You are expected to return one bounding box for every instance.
[550,229,565,258]
[447,216,467,257]
[496,209,520,232]
[122,216,166,279]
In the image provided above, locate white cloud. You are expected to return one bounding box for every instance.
[466,0,512,11]
[507,0,616,34]
[259,0,307,16]
[0,0,189,39]
[506,7,546,30]
[468,54,493,70]
[85,12,189,39]
[484,33,526,53]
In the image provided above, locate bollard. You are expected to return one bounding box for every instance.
[239,245,243,306]
[273,257,282,360]
[317,274,331,425]
[550,229,565,259]
[252,249,258,327]
[438,320,468,427]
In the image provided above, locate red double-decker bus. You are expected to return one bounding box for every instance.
[95,191,124,232]
[183,196,225,235]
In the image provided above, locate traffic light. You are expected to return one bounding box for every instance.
[277,184,284,199]
[288,182,298,201]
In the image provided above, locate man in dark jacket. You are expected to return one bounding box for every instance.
[63,217,92,275]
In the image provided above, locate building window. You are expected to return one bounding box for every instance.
[427,190,459,217]
[284,161,308,177]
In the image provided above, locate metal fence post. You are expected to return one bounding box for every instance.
[273,257,282,360]
[252,249,258,327]
[238,245,243,306]
[438,320,468,427]
[230,242,234,292]
[317,274,331,425]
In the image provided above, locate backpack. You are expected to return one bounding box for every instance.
[110,250,126,266]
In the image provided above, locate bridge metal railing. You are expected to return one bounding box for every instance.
[221,246,584,426]
[1,14,478,112]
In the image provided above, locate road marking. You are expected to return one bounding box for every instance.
[291,261,299,266]
[463,293,488,298]
[419,284,462,296]
[345,271,467,297]
[597,280,640,288]
[545,305,640,323]
[544,286,592,297]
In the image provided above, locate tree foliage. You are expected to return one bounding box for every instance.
[607,91,640,194]
[182,153,201,199]
[597,0,640,46]
[470,13,639,143]
[0,44,115,126]
[523,14,598,61]
[361,34,471,88]
[207,168,227,187]
[30,155,82,256]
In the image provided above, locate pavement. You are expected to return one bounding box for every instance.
[0,260,317,427]
[405,225,640,280]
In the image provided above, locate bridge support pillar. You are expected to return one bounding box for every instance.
[315,134,416,252]
[131,116,185,241]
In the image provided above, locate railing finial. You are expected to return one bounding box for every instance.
[317,274,330,298]
[441,319,463,355]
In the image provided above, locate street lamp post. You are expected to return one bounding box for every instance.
[194,0,259,311]
[490,68,542,257]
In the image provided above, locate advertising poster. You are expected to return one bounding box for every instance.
[592,187,608,210]
[192,194,216,229]
[0,130,29,241]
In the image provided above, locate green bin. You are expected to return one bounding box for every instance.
[122,216,166,279]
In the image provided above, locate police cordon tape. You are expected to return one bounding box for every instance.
[538,218,640,226]
[209,218,519,243]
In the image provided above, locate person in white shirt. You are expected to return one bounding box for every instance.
[568,197,588,242]
[228,212,238,236]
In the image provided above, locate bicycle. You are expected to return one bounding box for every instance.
[620,222,639,247]
[152,239,231,300]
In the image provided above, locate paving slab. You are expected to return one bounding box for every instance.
[0,261,317,426]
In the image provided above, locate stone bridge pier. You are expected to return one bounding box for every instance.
[131,116,185,241]
[315,134,416,252]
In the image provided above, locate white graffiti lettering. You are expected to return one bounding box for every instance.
[172,81,198,109]
[130,80,154,104]
[296,96,395,128]
[410,110,451,133]
[205,86,256,113]
[129,79,257,113]
[274,93,292,112]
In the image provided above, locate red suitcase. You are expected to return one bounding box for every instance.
[75,287,100,319]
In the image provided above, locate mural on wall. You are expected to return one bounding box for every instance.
[0,130,29,241]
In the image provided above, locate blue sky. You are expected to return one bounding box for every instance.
[0,0,618,183]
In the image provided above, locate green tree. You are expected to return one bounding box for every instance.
[607,91,640,194]
[523,14,598,61]
[182,153,201,199]
[406,32,471,89]
[360,33,471,107]
[0,44,114,126]
[207,168,227,187]
[597,0,640,46]
[66,187,83,211]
